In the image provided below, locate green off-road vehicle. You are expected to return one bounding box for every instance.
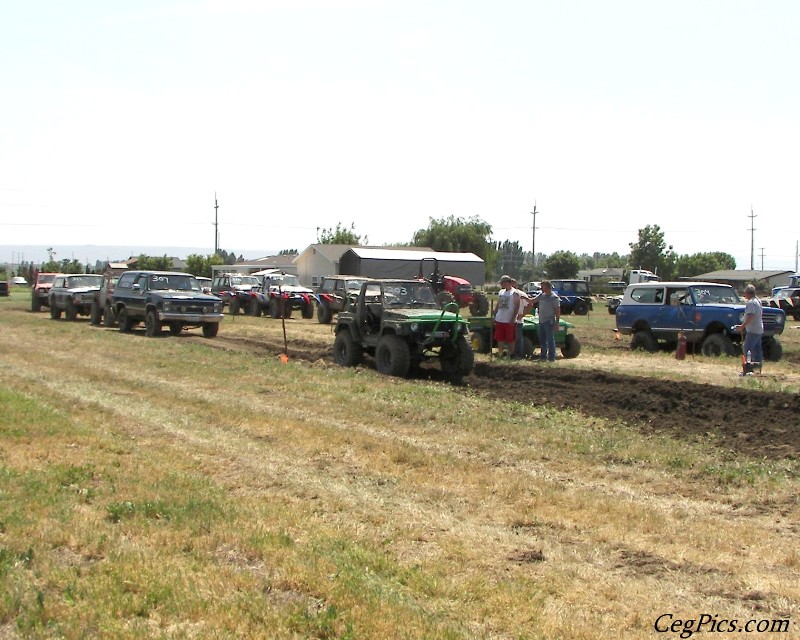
[333,279,474,382]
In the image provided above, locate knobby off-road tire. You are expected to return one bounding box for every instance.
[249,299,262,317]
[50,300,62,320]
[230,298,241,315]
[436,291,455,309]
[470,330,491,354]
[317,302,333,324]
[762,336,783,362]
[103,302,116,328]
[117,307,134,333]
[700,333,735,357]
[630,330,658,353]
[269,298,281,319]
[573,299,589,316]
[301,302,314,319]
[202,323,219,338]
[65,299,78,321]
[90,301,103,325]
[169,322,182,336]
[561,333,581,359]
[282,303,293,319]
[31,295,42,312]
[469,292,489,317]
[375,334,411,377]
[145,309,162,337]
[522,335,536,359]
[440,334,475,382]
[333,330,363,366]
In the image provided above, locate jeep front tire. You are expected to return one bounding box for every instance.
[440,335,474,382]
[317,301,333,324]
[333,330,363,366]
[375,334,411,377]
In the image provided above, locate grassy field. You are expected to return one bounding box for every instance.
[1,289,798,639]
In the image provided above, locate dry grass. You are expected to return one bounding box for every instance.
[0,294,798,639]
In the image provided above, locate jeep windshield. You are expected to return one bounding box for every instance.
[65,275,103,288]
[231,276,259,287]
[267,275,301,287]
[382,282,437,307]
[689,285,740,304]
[148,274,201,291]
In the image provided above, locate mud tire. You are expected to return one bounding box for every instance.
[333,330,363,366]
[375,334,411,377]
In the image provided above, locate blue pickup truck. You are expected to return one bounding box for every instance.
[615,281,786,360]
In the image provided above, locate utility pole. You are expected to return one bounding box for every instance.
[796,240,798,273]
[213,193,219,255]
[759,247,765,271]
[530,202,538,275]
[748,205,757,270]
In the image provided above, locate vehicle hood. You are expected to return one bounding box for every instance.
[384,308,467,323]
[65,286,101,294]
[269,285,314,295]
[153,290,221,301]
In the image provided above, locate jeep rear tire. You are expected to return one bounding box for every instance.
[317,301,333,324]
[701,333,735,357]
[202,323,219,338]
[333,330,363,366]
[630,330,658,353]
[375,334,411,377]
[561,333,582,359]
[103,302,116,328]
[90,300,102,325]
[762,336,783,362]
[65,299,78,321]
[145,309,162,337]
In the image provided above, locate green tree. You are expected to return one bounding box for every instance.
[628,225,676,279]
[412,215,498,275]
[674,252,737,279]
[542,250,580,279]
[278,249,298,255]
[495,240,526,280]
[134,254,174,271]
[318,223,366,245]
[58,258,85,274]
[185,253,225,278]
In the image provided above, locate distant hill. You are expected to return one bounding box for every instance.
[1,244,275,267]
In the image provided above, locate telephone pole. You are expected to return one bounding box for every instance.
[213,193,220,255]
[531,202,538,275]
[759,247,765,271]
[748,206,757,270]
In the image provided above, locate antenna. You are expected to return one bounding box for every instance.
[530,201,538,274]
[214,193,220,255]
[748,205,757,270]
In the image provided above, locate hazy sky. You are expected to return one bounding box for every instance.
[2,0,798,269]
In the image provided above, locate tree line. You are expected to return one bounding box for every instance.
[9,220,735,282]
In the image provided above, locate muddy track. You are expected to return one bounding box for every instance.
[196,333,800,461]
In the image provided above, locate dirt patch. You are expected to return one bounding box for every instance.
[195,333,800,461]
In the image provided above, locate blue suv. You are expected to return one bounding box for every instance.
[615,281,785,360]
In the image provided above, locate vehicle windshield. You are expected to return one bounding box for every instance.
[382,282,437,307]
[37,274,56,284]
[347,279,366,291]
[66,275,104,288]
[266,275,300,287]
[689,285,740,304]
[231,276,259,286]
[776,289,800,300]
[148,274,200,291]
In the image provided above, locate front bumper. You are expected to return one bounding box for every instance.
[158,312,224,323]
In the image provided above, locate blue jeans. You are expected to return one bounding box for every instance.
[742,331,763,366]
[538,319,557,361]
[515,322,524,358]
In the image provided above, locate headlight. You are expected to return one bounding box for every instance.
[214,303,222,313]
[738,312,745,323]
[410,322,419,332]
[777,314,784,324]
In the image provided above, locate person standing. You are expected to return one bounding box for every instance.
[494,275,520,358]
[511,279,533,359]
[735,284,763,374]
[535,280,561,362]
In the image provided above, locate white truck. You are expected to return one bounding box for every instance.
[628,269,660,284]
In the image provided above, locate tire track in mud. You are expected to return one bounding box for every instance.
[195,333,800,460]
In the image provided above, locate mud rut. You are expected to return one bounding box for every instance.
[195,333,800,461]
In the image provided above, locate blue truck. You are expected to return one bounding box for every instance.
[615,281,786,360]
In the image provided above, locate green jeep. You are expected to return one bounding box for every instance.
[333,279,474,382]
